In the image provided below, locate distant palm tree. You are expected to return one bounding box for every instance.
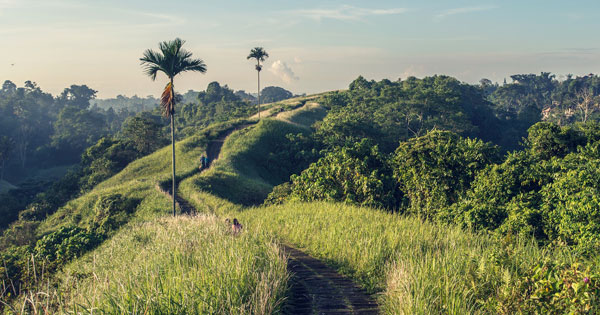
[247,47,269,118]
[140,38,206,216]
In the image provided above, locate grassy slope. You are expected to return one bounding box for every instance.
[234,202,580,314]
[180,102,327,209]
[13,100,325,312]
[173,99,592,313]
[50,215,288,314]
[36,134,205,235]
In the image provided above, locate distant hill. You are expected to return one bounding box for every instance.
[0,179,17,193]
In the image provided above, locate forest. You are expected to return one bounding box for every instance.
[1,72,600,313]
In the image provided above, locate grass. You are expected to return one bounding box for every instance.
[233,201,583,314]
[180,119,311,207]
[274,102,327,129]
[36,120,252,235]
[19,215,288,314]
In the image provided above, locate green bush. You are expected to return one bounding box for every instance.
[498,261,600,314]
[90,193,139,234]
[264,182,292,205]
[541,156,600,255]
[394,130,500,218]
[449,122,600,254]
[288,139,399,209]
[34,226,102,267]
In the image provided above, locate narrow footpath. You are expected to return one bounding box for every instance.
[158,124,380,314]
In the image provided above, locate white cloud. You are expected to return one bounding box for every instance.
[291,5,408,21]
[435,6,498,19]
[294,57,302,63]
[269,60,299,84]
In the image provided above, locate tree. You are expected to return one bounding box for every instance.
[51,105,108,160]
[122,115,167,155]
[57,85,98,111]
[393,130,500,218]
[0,136,13,180]
[247,47,269,118]
[260,86,293,103]
[1,80,16,95]
[286,139,399,209]
[575,88,599,123]
[140,38,207,216]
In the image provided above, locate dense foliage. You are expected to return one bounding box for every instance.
[315,75,502,152]
[176,82,255,136]
[448,122,600,254]
[285,139,398,208]
[3,72,600,312]
[260,86,293,103]
[393,130,500,217]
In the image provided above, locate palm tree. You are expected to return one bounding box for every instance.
[140,38,206,216]
[247,47,269,118]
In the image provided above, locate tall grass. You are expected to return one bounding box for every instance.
[21,215,288,314]
[235,201,580,314]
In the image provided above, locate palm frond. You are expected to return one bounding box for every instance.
[247,47,269,62]
[140,49,167,81]
[178,58,207,75]
[161,82,175,118]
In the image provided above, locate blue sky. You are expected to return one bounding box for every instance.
[1,0,599,98]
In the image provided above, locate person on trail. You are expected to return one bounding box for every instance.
[232,218,243,235]
[199,155,207,170]
[205,156,211,168]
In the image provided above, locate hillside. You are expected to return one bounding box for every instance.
[2,95,324,312]
[0,179,17,194]
[4,78,600,314]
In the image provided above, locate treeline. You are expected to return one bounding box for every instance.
[485,72,600,125]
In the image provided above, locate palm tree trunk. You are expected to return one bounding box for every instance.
[257,67,261,119]
[170,78,176,216]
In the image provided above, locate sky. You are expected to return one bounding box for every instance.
[1,0,599,98]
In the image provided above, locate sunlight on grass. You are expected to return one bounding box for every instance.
[235,201,579,314]
[50,215,288,314]
[181,119,308,206]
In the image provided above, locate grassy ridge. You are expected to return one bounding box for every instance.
[36,120,254,235]
[180,119,310,207]
[234,202,581,314]
[24,216,288,314]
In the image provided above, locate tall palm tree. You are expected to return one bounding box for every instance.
[247,47,269,118]
[140,38,206,216]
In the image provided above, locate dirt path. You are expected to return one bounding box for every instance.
[158,124,379,314]
[156,124,252,215]
[283,245,379,314]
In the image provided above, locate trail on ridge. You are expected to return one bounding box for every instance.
[159,122,380,314]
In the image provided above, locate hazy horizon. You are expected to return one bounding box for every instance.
[1,0,599,98]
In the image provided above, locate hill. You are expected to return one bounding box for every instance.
[4,76,600,314]
[0,179,17,194]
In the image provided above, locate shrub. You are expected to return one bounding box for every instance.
[34,226,102,268]
[288,139,399,209]
[394,130,500,218]
[90,193,139,234]
[264,182,292,205]
[498,261,600,314]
